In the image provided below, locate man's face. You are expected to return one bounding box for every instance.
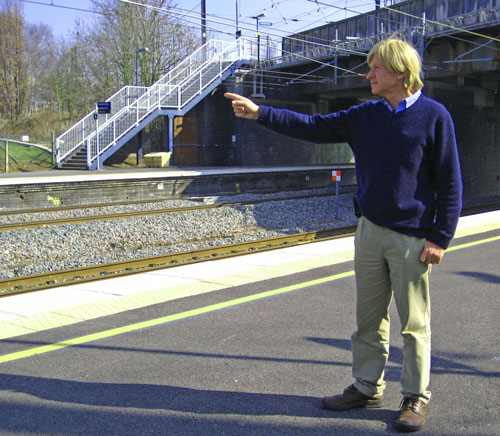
[366,54,405,98]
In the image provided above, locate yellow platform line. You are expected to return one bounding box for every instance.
[0,271,354,364]
[1,234,499,365]
[0,250,353,340]
[448,235,500,251]
[0,216,499,341]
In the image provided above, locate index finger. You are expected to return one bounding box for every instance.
[224,92,245,101]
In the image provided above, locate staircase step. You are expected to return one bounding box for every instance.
[56,39,246,170]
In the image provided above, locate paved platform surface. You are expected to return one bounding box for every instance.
[0,165,348,185]
[0,211,499,435]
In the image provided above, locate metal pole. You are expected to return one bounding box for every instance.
[332,170,341,219]
[335,180,340,220]
[51,131,55,165]
[201,0,207,44]
[135,51,139,86]
[235,0,239,39]
[419,12,426,59]
[95,105,100,170]
[168,116,174,154]
[257,18,260,64]
[5,140,8,173]
[334,29,339,85]
[136,130,143,165]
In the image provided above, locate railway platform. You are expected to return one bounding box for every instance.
[0,210,499,435]
[0,165,355,211]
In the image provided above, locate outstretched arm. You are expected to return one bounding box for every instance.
[225,92,346,144]
[224,92,260,120]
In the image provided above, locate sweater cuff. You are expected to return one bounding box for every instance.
[428,231,452,250]
[257,105,271,125]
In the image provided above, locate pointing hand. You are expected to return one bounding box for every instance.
[224,92,260,120]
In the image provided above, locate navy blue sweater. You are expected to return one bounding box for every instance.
[258,94,463,249]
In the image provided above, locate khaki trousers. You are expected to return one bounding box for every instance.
[352,217,432,403]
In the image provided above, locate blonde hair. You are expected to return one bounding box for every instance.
[367,38,423,92]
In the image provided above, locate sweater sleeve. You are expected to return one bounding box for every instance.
[258,105,347,143]
[428,110,463,249]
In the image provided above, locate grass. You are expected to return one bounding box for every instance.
[0,141,54,173]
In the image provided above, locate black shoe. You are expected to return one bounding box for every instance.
[395,397,427,432]
[322,384,383,411]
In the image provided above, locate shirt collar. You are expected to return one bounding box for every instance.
[383,89,422,113]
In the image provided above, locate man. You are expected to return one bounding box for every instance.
[225,38,462,432]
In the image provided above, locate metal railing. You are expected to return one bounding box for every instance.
[56,38,252,168]
[55,86,147,166]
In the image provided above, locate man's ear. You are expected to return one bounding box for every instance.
[399,71,408,88]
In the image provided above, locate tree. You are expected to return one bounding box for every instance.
[0,0,203,142]
[76,0,200,96]
[25,22,57,113]
[50,42,92,120]
[0,0,28,122]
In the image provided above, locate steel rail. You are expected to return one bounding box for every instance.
[0,226,357,296]
[0,192,351,231]
[0,196,190,216]
[1,195,496,232]
[1,203,498,297]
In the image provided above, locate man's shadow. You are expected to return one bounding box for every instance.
[0,372,396,435]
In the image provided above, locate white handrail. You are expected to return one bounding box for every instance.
[82,39,251,167]
[56,38,252,167]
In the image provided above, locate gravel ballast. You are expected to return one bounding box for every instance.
[1,189,358,279]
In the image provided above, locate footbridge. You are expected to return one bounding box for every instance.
[55,39,253,170]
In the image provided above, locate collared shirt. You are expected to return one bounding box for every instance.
[383,89,422,113]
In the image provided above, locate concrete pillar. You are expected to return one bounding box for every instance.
[136,130,143,165]
[163,116,169,152]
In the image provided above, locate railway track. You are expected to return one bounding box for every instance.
[0,192,347,231]
[1,201,498,297]
[0,226,356,296]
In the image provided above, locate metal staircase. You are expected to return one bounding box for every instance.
[56,38,252,170]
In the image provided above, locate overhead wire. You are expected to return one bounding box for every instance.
[315,0,500,44]
[18,0,500,52]
[117,0,373,58]
[313,0,330,24]
[16,0,371,60]
[19,0,500,84]
[299,0,500,59]
[16,0,100,15]
[199,0,500,89]
[259,0,358,33]
[270,0,290,25]
[118,0,372,78]
[118,0,500,82]
[8,0,493,101]
[14,0,360,76]
[276,0,500,77]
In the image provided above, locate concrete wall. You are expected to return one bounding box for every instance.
[206,76,499,205]
[427,83,500,204]
[216,80,354,167]
[127,73,498,205]
[167,83,353,168]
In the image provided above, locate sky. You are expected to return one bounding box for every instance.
[21,0,375,41]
